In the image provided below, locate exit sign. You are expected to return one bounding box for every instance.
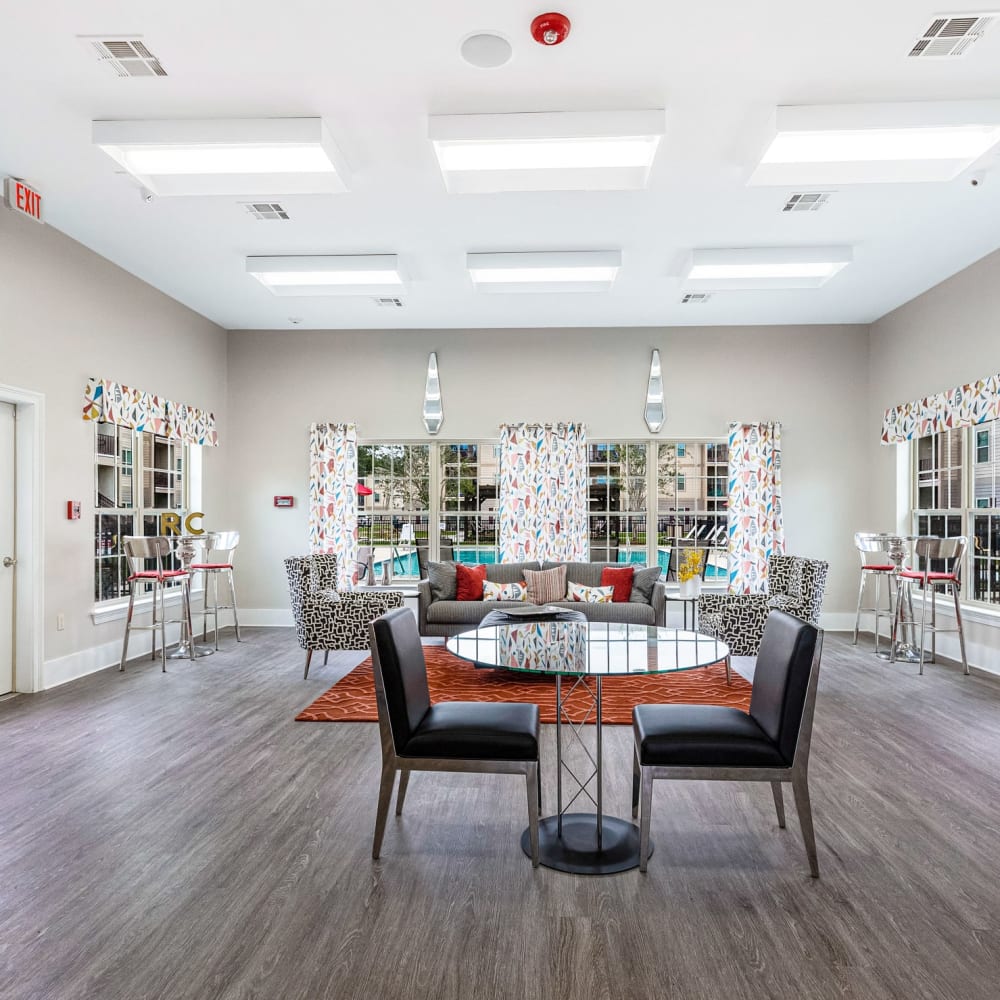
[4,178,43,224]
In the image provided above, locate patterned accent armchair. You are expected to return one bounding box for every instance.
[698,555,829,656]
[285,554,404,679]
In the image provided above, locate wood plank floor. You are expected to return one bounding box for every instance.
[1,629,998,1000]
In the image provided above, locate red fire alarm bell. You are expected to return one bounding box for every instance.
[67,500,81,520]
[273,496,294,508]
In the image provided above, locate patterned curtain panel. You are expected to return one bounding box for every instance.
[498,422,588,563]
[82,378,219,447]
[308,423,358,590]
[727,422,785,594]
[882,373,1000,444]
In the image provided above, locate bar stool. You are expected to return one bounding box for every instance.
[120,536,193,672]
[193,530,242,649]
[852,532,896,654]
[892,536,969,675]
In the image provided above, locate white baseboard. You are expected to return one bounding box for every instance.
[43,623,184,690]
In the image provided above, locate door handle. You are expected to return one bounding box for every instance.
[2,556,15,568]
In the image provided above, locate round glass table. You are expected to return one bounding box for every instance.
[447,620,731,875]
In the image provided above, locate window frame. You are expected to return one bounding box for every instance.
[909,421,1000,611]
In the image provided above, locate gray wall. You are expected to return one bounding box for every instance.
[0,210,228,684]
[226,325,871,620]
[869,248,1000,672]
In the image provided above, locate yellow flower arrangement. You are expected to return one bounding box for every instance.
[677,549,704,583]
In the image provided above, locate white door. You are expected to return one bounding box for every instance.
[0,401,15,695]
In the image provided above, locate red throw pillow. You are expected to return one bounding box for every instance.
[600,566,634,603]
[455,563,487,602]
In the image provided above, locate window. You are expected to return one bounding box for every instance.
[93,423,188,603]
[586,441,648,565]
[656,442,729,582]
[911,420,1000,607]
[357,444,430,579]
[439,442,500,564]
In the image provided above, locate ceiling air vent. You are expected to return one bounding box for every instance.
[681,293,712,304]
[243,202,290,220]
[374,297,404,307]
[79,37,168,77]
[908,14,999,57]
[783,192,832,213]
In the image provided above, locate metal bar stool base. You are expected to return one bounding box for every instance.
[521,814,649,875]
[168,644,214,659]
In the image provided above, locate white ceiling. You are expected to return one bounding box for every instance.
[2,1,1000,331]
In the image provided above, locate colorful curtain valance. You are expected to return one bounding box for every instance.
[881,373,1000,444]
[308,423,358,590]
[82,378,218,447]
[727,421,785,594]
[498,422,588,564]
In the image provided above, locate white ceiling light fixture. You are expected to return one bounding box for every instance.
[247,255,403,297]
[429,110,664,192]
[467,251,621,293]
[93,118,350,197]
[748,102,1000,186]
[683,247,853,290]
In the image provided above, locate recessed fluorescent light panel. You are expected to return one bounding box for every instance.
[683,248,852,290]
[93,118,350,196]
[430,110,664,192]
[749,102,1000,185]
[247,255,403,296]
[467,251,621,293]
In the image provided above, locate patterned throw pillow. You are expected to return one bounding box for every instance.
[567,581,615,604]
[524,565,567,605]
[483,580,528,602]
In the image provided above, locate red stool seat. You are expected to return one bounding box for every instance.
[899,570,958,582]
[128,569,189,582]
[861,564,895,572]
[192,563,233,570]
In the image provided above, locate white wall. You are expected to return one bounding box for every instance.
[869,248,1000,675]
[0,209,227,688]
[227,325,870,622]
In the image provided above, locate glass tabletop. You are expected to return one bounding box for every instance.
[446,622,729,677]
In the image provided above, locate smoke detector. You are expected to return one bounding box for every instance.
[78,36,167,77]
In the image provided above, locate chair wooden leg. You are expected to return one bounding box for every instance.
[395,769,410,816]
[323,651,329,666]
[771,781,786,829]
[725,655,732,686]
[792,772,819,878]
[372,764,396,860]
[631,745,641,819]
[303,650,313,680]
[638,767,654,873]
[525,762,539,868]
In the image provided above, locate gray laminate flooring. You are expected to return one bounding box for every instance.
[1,629,998,1000]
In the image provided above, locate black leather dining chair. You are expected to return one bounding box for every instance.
[631,610,824,876]
[369,608,541,865]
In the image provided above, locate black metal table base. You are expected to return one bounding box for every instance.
[521,814,650,874]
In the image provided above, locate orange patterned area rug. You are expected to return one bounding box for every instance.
[296,646,751,725]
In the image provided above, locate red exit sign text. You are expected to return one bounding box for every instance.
[4,178,43,224]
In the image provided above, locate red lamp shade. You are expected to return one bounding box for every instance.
[531,12,571,46]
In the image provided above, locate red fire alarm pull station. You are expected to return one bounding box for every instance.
[67,500,81,520]
[273,496,294,508]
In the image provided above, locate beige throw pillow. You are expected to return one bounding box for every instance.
[524,565,567,605]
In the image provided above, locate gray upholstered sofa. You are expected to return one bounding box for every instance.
[418,560,665,637]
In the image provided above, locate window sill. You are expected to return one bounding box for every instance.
[91,586,204,625]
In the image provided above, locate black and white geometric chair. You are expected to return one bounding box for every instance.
[284,554,404,679]
[698,555,829,658]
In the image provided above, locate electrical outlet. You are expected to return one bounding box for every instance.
[56,613,65,631]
